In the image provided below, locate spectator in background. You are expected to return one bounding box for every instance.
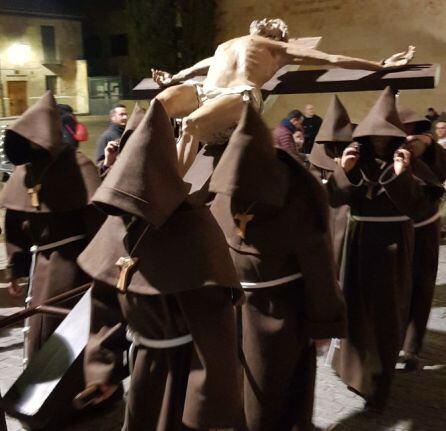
[435,121,446,147]
[95,104,128,164]
[57,104,82,149]
[302,104,323,154]
[273,109,304,157]
[426,107,440,123]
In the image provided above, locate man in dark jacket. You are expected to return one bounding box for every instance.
[302,104,323,154]
[95,104,128,164]
[272,110,304,158]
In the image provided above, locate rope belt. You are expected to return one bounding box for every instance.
[22,234,86,367]
[414,211,441,229]
[126,329,193,349]
[350,215,410,223]
[241,272,303,289]
[126,328,193,374]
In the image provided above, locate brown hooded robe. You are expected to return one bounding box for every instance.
[308,95,353,271]
[398,107,446,357]
[328,87,440,408]
[79,100,243,431]
[0,91,102,359]
[210,105,346,431]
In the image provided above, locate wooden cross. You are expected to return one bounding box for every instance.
[27,184,41,208]
[234,213,254,240]
[115,256,139,293]
[132,64,439,99]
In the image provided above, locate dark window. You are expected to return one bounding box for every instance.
[46,76,57,94]
[110,34,128,57]
[41,26,56,62]
[84,35,102,59]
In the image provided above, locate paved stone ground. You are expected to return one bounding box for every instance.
[1,247,445,430]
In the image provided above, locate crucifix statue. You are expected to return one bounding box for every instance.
[115,256,139,293]
[27,184,41,208]
[146,18,416,174]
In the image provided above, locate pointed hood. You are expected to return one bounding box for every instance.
[353,86,406,142]
[308,140,338,171]
[209,104,289,207]
[92,99,188,227]
[397,106,431,135]
[119,102,146,152]
[4,91,65,165]
[315,95,353,143]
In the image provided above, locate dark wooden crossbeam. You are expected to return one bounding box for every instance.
[132,64,439,99]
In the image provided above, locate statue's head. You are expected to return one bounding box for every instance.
[249,18,289,42]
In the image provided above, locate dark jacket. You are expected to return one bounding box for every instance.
[95,122,125,163]
[303,115,323,153]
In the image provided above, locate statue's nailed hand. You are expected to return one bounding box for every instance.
[383,46,416,68]
[151,69,173,87]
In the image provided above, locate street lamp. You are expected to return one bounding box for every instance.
[0,43,32,117]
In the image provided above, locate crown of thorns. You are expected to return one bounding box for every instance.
[250,18,289,41]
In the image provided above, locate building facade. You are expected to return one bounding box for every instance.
[0,1,89,117]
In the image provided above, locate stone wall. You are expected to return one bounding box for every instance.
[216,0,446,126]
[0,14,89,115]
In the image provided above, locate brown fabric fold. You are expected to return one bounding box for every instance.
[93,99,188,227]
[1,151,100,213]
[353,86,407,142]
[4,91,65,165]
[209,104,289,208]
[119,102,146,152]
[398,106,431,134]
[315,95,353,144]
[308,141,338,171]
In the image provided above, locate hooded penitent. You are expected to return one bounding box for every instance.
[0,91,99,213]
[0,92,103,360]
[80,100,243,430]
[397,107,431,135]
[209,103,289,209]
[210,105,346,430]
[118,102,146,152]
[93,99,188,227]
[78,99,239,296]
[309,95,354,169]
[353,86,406,144]
[327,87,441,409]
[308,95,353,272]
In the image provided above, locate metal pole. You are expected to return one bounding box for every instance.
[0,56,6,117]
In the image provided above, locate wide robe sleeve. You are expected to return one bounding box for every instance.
[4,209,32,280]
[326,166,363,208]
[379,166,440,222]
[421,142,446,183]
[84,282,129,387]
[292,180,347,339]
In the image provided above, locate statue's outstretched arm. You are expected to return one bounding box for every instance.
[152,57,214,87]
[281,43,415,71]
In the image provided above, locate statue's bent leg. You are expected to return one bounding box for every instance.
[184,93,246,143]
[177,94,247,175]
[154,84,199,118]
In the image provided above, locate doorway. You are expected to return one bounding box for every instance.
[8,81,28,116]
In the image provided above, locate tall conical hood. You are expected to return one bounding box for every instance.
[315,95,353,143]
[397,106,431,134]
[308,140,338,171]
[209,104,289,207]
[353,86,406,142]
[119,102,146,152]
[4,91,65,165]
[93,99,188,227]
